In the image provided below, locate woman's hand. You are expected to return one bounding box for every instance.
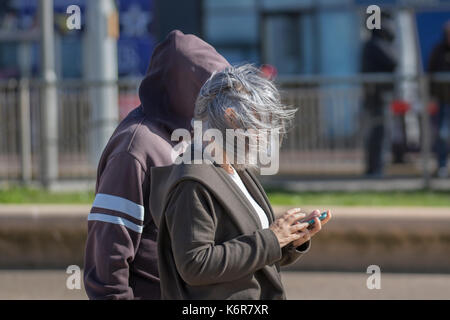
[291,209,332,248]
[269,208,311,248]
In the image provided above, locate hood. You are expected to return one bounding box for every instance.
[139,30,230,133]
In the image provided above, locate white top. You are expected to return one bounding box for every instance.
[227,167,269,229]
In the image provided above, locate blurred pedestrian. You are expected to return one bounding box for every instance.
[83,30,230,299]
[361,12,397,176]
[427,20,450,178]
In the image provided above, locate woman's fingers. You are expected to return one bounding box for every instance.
[321,210,332,226]
[292,230,310,245]
[283,208,305,223]
[289,232,303,242]
[272,208,332,248]
[287,212,306,225]
[285,208,302,216]
[284,208,303,222]
[310,209,321,219]
[298,230,310,239]
[308,217,322,236]
[290,222,309,233]
[309,210,332,235]
[301,209,320,223]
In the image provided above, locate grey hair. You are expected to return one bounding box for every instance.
[193,64,297,169]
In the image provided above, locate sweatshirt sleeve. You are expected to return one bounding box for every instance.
[84,152,147,300]
[165,181,282,287]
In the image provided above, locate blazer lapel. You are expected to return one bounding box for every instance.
[176,164,261,234]
[238,169,274,223]
[237,169,285,292]
[213,166,264,229]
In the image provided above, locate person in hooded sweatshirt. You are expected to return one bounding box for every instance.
[149,64,332,300]
[83,30,230,300]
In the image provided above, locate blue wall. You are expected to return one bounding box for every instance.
[416,10,450,71]
[1,0,155,78]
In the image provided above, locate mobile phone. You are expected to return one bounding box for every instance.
[304,211,328,226]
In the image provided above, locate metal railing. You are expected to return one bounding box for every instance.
[0,74,448,186]
[0,78,141,182]
[276,73,441,184]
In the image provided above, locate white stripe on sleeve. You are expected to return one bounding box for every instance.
[88,213,143,233]
[92,193,144,221]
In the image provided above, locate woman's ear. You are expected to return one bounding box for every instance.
[224,107,238,128]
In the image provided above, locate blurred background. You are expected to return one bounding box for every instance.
[0,0,449,300]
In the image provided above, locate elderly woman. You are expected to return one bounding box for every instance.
[149,64,331,300]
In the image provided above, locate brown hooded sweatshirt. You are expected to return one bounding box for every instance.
[83,30,230,300]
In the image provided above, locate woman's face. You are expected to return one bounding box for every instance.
[221,107,272,169]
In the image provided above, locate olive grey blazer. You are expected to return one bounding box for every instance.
[149,162,310,300]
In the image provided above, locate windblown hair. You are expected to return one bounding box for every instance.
[193,64,297,169]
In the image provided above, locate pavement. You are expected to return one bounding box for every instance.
[1,204,449,299]
[0,270,449,300]
[282,271,450,300]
